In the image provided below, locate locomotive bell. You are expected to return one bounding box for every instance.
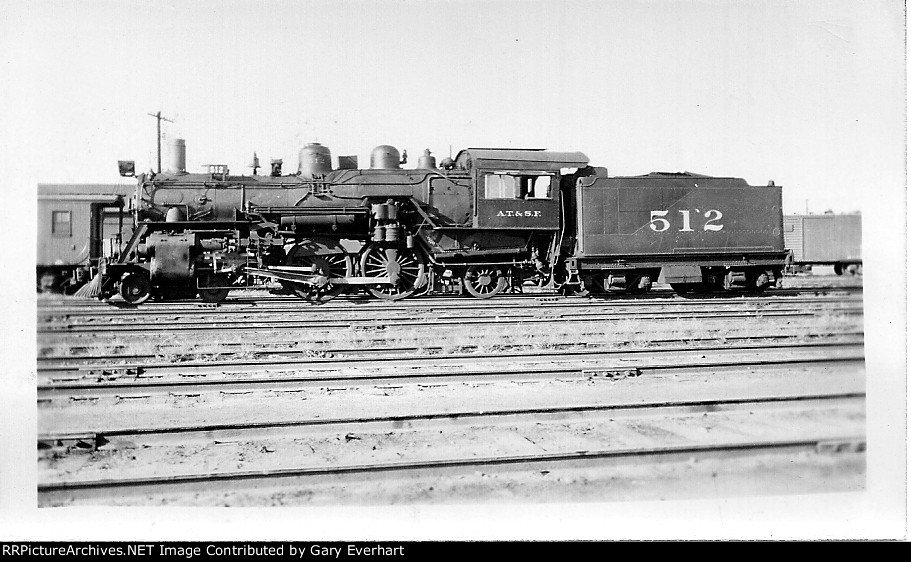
[298,143,333,177]
[417,149,437,169]
[370,145,401,169]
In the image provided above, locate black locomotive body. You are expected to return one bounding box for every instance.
[97,141,787,304]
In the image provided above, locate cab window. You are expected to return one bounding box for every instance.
[484,173,551,199]
[52,210,72,237]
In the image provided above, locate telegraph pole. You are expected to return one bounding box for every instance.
[147,111,174,173]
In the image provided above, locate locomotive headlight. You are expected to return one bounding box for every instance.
[118,160,135,177]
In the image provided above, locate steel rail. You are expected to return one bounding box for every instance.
[36,332,866,366]
[37,436,866,504]
[36,292,864,317]
[37,307,863,335]
[38,339,866,377]
[35,288,864,319]
[38,349,865,400]
[39,393,864,446]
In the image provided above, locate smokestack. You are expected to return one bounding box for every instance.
[167,138,186,173]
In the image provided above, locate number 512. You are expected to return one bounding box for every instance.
[649,209,723,232]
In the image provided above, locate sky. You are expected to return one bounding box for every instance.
[0,0,907,541]
[1,0,905,214]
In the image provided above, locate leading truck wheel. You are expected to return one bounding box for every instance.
[463,265,508,299]
[360,243,426,301]
[198,274,230,304]
[119,273,151,305]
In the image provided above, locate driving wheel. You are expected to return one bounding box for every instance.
[360,243,426,300]
[285,242,353,303]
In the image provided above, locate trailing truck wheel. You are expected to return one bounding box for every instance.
[360,243,426,301]
[198,274,231,304]
[463,265,508,299]
[119,273,151,305]
[285,242,353,303]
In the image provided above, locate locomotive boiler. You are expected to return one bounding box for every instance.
[97,139,787,304]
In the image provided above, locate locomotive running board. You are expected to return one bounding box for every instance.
[246,267,392,286]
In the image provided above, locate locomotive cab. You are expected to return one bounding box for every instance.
[456,149,587,231]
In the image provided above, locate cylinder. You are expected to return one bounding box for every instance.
[298,142,333,176]
[167,139,186,173]
[370,145,401,169]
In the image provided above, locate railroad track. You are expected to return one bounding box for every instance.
[36,289,863,316]
[36,331,865,365]
[37,340,865,399]
[38,305,862,335]
[37,393,865,506]
[37,279,866,506]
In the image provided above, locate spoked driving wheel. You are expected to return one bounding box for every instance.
[360,243,426,300]
[285,241,353,303]
[463,265,508,299]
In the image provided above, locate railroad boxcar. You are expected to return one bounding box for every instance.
[97,139,787,303]
[784,213,862,275]
[37,184,132,293]
[568,172,787,294]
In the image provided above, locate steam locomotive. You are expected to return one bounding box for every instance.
[96,140,787,304]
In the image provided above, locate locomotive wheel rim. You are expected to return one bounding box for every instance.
[286,242,353,304]
[463,265,507,299]
[198,274,230,303]
[119,274,151,305]
[361,244,425,301]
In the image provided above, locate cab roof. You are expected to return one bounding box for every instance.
[455,148,589,171]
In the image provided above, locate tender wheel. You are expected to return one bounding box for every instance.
[746,271,772,294]
[624,275,652,295]
[360,243,426,300]
[463,265,508,299]
[285,242,353,303]
[580,275,604,295]
[670,282,703,295]
[119,273,151,305]
[198,273,231,303]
